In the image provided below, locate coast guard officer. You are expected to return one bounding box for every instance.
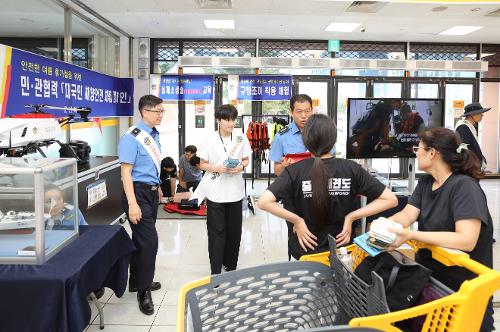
[269,94,313,176]
[119,95,164,315]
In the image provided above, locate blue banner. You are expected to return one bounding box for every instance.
[159,75,213,101]
[3,47,134,117]
[237,75,292,101]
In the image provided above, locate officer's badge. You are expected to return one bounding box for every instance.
[144,137,151,146]
[33,127,38,134]
[236,136,243,143]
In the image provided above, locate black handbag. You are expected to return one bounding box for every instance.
[354,251,432,312]
[179,199,199,211]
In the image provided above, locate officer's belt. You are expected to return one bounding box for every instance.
[133,182,159,191]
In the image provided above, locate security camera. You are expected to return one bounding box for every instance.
[360,26,366,33]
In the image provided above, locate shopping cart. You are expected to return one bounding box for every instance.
[177,239,500,332]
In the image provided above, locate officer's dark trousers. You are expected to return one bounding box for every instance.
[206,199,243,275]
[121,185,158,292]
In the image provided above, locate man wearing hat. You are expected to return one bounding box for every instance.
[455,102,491,168]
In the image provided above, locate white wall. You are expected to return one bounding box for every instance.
[480,68,500,172]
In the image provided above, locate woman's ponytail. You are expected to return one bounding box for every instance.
[303,114,337,229]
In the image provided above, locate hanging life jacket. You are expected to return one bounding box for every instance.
[246,121,270,155]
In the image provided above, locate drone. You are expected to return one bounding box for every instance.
[0,104,97,158]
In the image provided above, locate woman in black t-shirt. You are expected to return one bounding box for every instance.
[258,114,398,259]
[387,127,494,331]
[160,157,177,198]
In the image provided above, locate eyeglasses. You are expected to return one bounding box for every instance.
[144,108,165,115]
[412,146,431,153]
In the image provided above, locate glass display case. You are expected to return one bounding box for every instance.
[0,157,79,264]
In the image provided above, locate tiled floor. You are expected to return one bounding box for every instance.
[86,179,500,331]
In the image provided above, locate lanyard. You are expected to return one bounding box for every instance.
[219,130,232,153]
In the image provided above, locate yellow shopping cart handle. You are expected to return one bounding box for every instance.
[414,242,492,275]
[177,276,211,332]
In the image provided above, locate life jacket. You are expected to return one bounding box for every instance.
[401,112,421,133]
[246,121,270,153]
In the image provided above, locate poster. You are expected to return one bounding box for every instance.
[0,44,134,118]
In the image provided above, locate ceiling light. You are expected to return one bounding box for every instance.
[387,52,406,60]
[216,48,238,53]
[465,53,496,59]
[324,22,360,32]
[19,17,35,23]
[481,53,495,58]
[431,6,448,12]
[439,26,482,35]
[204,19,234,29]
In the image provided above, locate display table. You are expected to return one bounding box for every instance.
[0,225,135,332]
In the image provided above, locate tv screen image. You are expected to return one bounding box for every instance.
[346,98,444,159]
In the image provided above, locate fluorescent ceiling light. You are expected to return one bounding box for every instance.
[465,53,495,59]
[387,52,405,59]
[439,26,482,35]
[216,48,238,53]
[204,19,234,29]
[324,22,360,32]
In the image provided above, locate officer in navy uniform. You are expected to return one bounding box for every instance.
[269,94,314,260]
[118,95,164,315]
[269,94,314,176]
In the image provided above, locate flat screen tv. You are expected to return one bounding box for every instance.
[346,98,445,159]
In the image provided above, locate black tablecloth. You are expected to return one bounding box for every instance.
[0,225,135,332]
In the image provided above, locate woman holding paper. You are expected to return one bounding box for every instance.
[387,127,493,331]
[258,114,397,259]
[197,104,251,275]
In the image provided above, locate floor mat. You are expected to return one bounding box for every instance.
[157,205,206,220]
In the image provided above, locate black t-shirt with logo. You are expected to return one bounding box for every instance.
[409,174,493,290]
[268,157,386,257]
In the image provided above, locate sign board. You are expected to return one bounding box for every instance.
[328,40,340,53]
[453,100,465,118]
[0,44,134,118]
[195,115,205,128]
[237,75,292,101]
[159,75,213,101]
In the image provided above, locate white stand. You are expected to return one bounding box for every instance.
[360,159,372,234]
[407,158,416,194]
[407,158,417,231]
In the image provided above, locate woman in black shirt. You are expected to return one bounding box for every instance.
[258,114,397,259]
[160,157,177,198]
[388,127,493,331]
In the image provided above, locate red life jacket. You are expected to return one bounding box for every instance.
[246,121,270,152]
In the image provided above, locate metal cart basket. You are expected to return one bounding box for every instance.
[177,240,500,332]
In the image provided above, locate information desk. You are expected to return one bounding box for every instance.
[0,225,135,332]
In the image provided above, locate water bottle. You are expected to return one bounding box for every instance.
[338,247,352,271]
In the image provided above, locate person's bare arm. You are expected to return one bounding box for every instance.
[273,157,293,176]
[169,178,176,196]
[258,189,317,252]
[389,219,481,252]
[121,163,141,224]
[389,204,420,228]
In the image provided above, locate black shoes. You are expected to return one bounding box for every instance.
[129,281,162,293]
[137,290,154,315]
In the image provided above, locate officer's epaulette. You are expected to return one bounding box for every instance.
[278,125,290,135]
[131,128,142,137]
